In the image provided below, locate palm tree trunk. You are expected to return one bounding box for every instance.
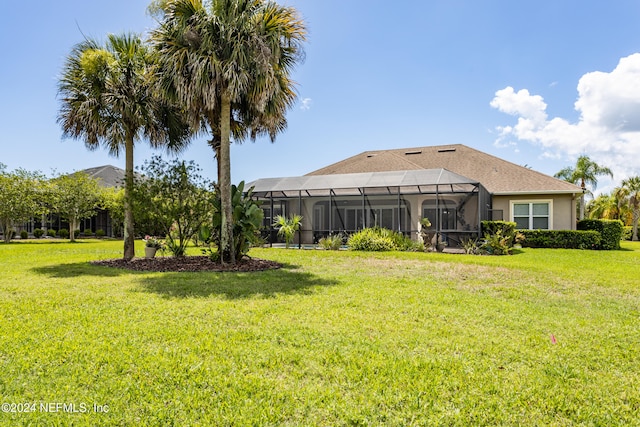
[219,90,235,264]
[123,135,135,260]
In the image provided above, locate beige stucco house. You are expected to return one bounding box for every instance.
[248,144,583,247]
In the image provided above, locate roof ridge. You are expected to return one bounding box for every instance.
[387,150,426,170]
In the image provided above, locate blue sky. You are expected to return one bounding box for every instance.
[2,0,640,194]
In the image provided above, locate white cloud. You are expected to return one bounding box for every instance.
[491,53,640,182]
[300,97,313,111]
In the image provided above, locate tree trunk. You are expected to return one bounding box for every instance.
[2,220,11,243]
[123,135,135,260]
[219,90,235,264]
[633,211,639,241]
[70,216,76,242]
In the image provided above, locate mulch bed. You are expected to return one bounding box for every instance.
[91,256,282,273]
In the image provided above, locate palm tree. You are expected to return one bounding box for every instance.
[58,33,192,260]
[555,155,613,220]
[587,193,618,220]
[151,0,306,264]
[620,176,640,241]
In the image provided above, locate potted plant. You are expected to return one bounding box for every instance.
[143,235,164,258]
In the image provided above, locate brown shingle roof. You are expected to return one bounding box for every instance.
[307,144,581,194]
[79,165,125,188]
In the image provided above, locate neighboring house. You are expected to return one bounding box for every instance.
[16,165,124,237]
[76,165,125,236]
[248,144,583,247]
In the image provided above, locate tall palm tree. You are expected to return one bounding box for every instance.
[620,176,640,241]
[151,0,306,263]
[555,155,613,220]
[58,33,192,260]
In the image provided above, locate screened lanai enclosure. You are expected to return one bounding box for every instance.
[247,169,492,248]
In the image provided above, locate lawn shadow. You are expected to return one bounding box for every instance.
[137,263,339,299]
[32,262,145,278]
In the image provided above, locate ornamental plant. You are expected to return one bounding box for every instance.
[143,235,165,250]
[274,214,303,249]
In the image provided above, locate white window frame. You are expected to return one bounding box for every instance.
[510,200,553,230]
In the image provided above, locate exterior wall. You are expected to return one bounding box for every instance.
[492,194,577,230]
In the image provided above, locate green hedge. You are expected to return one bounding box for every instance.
[520,230,601,249]
[577,219,623,250]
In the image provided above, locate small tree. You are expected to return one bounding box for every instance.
[50,172,102,242]
[134,156,214,257]
[101,187,125,237]
[274,215,303,249]
[0,168,43,243]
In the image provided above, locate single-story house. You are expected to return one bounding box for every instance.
[16,165,124,237]
[247,144,583,247]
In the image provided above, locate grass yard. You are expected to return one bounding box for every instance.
[1,240,639,426]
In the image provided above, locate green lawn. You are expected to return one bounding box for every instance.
[1,240,639,426]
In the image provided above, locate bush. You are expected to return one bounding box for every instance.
[58,229,69,239]
[210,181,263,261]
[77,229,86,237]
[520,230,600,249]
[478,221,519,255]
[347,227,421,252]
[577,219,623,250]
[47,229,57,238]
[33,228,44,238]
[482,221,517,237]
[482,229,513,255]
[96,229,105,238]
[20,230,29,239]
[348,228,396,251]
[318,234,344,250]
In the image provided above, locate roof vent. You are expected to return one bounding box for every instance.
[404,150,422,155]
[366,154,377,158]
[437,148,456,153]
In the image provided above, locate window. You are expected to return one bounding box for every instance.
[422,199,457,230]
[511,201,551,229]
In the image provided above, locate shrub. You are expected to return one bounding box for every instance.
[478,221,519,255]
[347,227,421,252]
[481,221,517,237]
[577,219,623,250]
[520,230,600,249]
[58,229,69,239]
[348,228,396,251]
[210,182,263,261]
[461,237,482,254]
[20,230,29,239]
[273,214,303,249]
[96,229,105,238]
[47,229,57,238]
[481,229,513,255]
[318,234,344,250]
[623,226,633,241]
[33,228,44,239]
